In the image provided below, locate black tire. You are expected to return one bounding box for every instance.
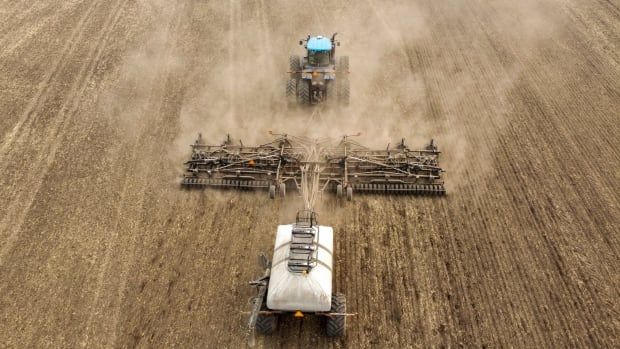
[297,80,311,105]
[326,293,346,337]
[337,56,349,73]
[269,185,276,199]
[324,82,336,104]
[286,79,297,106]
[338,78,350,105]
[346,186,353,201]
[289,55,301,76]
[256,313,278,335]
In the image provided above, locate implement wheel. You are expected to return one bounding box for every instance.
[325,293,346,337]
[269,185,276,199]
[336,184,343,198]
[256,304,278,335]
[279,184,286,197]
[346,186,353,201]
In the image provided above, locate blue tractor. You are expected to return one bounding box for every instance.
[287,33,349,106]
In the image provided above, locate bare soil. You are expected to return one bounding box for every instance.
[0,0,618,348]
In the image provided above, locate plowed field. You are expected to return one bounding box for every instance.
[0,0,618,348]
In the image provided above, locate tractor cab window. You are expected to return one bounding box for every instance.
[308,50,330,66]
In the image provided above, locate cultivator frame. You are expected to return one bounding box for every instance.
[182,133,446,198]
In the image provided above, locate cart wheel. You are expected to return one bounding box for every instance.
[256,302,278,335]
[346,186,353,201]
[279,184,286,197]
[336,184,343,198]
[325,293,346,337]
[269,185,276,199]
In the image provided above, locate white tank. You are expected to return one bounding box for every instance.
[266,224,333,312]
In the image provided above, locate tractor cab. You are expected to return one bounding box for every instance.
[306,36,333,67]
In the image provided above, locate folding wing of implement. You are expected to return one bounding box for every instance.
[181,133,446,199]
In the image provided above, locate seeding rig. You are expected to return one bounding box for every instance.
[181,133,446,199]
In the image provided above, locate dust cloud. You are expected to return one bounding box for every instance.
[103,0,566,199]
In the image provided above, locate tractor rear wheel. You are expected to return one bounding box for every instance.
[338,78,350,105]
[326,293,346,337]
[297,80,311,105]
[286,79,297,106]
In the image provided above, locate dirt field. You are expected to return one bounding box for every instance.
[0,0,618,348]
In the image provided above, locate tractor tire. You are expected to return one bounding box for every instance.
[326,293,346,337]
[269,185,276,199]
[256,313,278,335]
[289,55,301,77]
[337,56,349,73]
[346,186,353,201]
[297,80,311,105]
[286,79,297,106]
[338,78,350,106]
[336,184,343,198]
[324,82,337,105]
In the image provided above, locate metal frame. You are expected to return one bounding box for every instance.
[182,133,446,197]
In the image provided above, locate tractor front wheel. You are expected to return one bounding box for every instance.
[289,55,301,77]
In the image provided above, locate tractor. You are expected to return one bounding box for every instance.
[287,33,349,106]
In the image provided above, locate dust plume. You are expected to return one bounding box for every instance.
[102,0,567,206]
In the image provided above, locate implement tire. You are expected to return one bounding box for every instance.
[256,313,278,335]
[336,184,343,198]
[326,293,346,337]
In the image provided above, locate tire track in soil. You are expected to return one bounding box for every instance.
[80,3,186,347]
[1,0,619,347]
[0,2,74,63]
[0,1,39,38]
[0,0,127,267]
[450,0,616,346]
[0,0,102,154]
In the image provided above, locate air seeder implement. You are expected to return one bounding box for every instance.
[247,211,350,338]
[181,133,446,200]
